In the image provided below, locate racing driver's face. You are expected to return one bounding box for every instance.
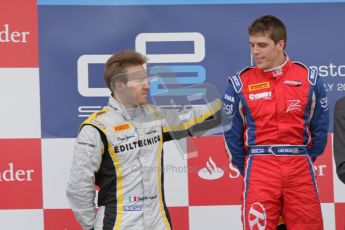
[124,65,150,107]
[249,32,285,70]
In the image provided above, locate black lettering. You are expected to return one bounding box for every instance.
[147,138,152,145]
[77,142,95,148]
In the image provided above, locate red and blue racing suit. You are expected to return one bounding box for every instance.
[222,59,329,230]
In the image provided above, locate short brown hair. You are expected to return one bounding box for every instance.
[104,50,147,90]
[248,15,287,48]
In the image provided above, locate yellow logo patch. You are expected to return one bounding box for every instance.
[248,82,270,91]
[113,123,131,132]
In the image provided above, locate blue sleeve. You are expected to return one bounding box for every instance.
[222,80,246,175]
[309,76,329,158]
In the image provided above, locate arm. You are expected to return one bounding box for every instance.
[161,98,222,141]
[308,76,329,160]
[222,81,246,176]
[66,125,103,230]
[334,97,345,184]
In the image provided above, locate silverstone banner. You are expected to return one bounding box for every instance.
[1,0,345,229]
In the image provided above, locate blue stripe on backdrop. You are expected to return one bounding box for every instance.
[37,0,345,5]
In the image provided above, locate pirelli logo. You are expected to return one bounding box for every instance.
[113,123,131,132]
[248,82,270,91]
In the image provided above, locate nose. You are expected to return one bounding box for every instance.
[251,45,260,55]
[143,80,150,90]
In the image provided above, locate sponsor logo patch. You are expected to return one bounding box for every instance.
[320,97,329,111]
[77,142,95,148]
[224,94,235,102]
[248,92,272,101]
[232,75,241,87]
[90,119,106,129]
[277,148,300,154]
[248,82,270,91]
[145,130,158,135]
[113,123,131,132]
[251,148,265,154]
[117,135,135,142]
[248,202,267,230]
[114,135,161,153]
[223,103,234,117]
[286,100,302,112]
[284,80,302,87]
[127,195,157,202]
[310,68,317,80]
[124,205,143,211]
[272,68,283,77]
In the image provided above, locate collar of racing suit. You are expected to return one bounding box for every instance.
[108,96,132,120]
[258,54,290,78]
[107,96,147,120]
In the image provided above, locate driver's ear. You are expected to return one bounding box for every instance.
[116,81,127,91]
[111,80,126,93]
[278,39,285,51]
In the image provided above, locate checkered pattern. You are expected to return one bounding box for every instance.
[1,1,345,229]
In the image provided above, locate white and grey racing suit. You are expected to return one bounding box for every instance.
[66,96,221,230]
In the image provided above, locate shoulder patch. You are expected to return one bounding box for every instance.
[80,109,109,134]
[308,67,318,86]
[228,75,242,93]
[228,66,253,93]
[293,61,318,85]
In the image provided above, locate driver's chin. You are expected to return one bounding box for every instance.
[138,100,147,105]
[132,97,146,106]
[256,62,266,70]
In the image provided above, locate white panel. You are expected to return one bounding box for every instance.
[0,210,43,230]
[0,68,41,138]
[42,138,75,209]
[333,149,345,202]
[163,140,189,207]
[77,54,111,97]
[189,205,242,230]
[135,32,205,63]
[321,203,335,230]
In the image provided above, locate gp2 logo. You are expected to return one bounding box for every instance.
[77,32,206,97]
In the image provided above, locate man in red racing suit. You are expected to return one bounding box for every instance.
[222,15,329,230]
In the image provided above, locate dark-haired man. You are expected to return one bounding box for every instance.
[334,96,345,184]
[222,15,329,229]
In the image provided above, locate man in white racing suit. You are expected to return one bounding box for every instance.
[66,50,221,230]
